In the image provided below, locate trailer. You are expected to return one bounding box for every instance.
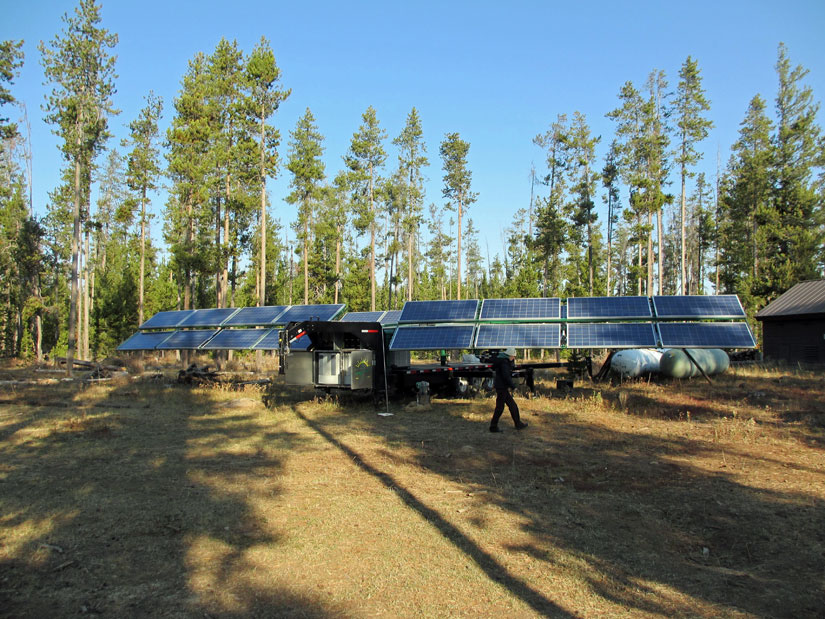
[279,319,569,398]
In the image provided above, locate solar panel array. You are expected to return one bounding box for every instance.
[567,323,658,349]
[567,296,651,320]
[119,296,757,352]
[475,324,561,348]
[658,322,756,348]
[479,298,561,321]
[652,295,745,319]
[399,299,479,323]
[389,325,476,350]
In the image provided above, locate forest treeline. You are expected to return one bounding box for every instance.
[0,0,823,362]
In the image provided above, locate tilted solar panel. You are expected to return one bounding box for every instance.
[117,330,175,351]
[652,295,745,319]
[398,299,479,323]
[566,322,658,348]
[341,311,385,322]
[475,323,561,348]
[389,325,476,350]
[251,329,282,350]
[567,296,651,320]
[658,322,756,348]
[479,297,561,321]
[139,310,196,330]
[222,306,288,326]
[156,330,219,350]
[200,329,269,350]
[277,304,345,323]
[178,308,240,328]
[380,310,403,325]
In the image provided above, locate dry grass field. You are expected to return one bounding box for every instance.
[1,359,824,617]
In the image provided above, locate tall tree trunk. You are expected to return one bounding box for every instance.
[259,111,267,308]
[407,231,413,301]
[369,164,376,311]
[334,226,341,304]
[223,174,231,309]
[303,215,309,305]
[457,194,463,301]
[67,151,81,377]
[680,169,686,294]
[83,228,90,359]
[657,208,663,295]
[647,210,653,294]
[139,189,146,325]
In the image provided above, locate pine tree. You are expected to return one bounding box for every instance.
[39,0,118,374]
[286,108,325,304]
[0,40,24,140]
[393,107,428,301]
[768,43,822,295]
[674,56,713,294]
[439,132,476,301]
[122,92,163,326]
[345,106,386,310]
[566,111,600,295]
[165,53,212,310]
[246,36,289,307]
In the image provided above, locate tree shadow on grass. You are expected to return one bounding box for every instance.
[0,379,342,618]
[293,387,825,617]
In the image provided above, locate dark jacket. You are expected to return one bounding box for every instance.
[492,354,516,390]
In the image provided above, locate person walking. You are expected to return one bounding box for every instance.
[489,347,528,432]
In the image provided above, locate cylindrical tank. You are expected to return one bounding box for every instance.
[659,348,729,378]
[610,349,664,377]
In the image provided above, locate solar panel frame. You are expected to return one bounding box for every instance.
[222,305,288,326]
[479,297,562,321]
[398,299,479,323]
[155,329,219,350]
[341,311,386,322]
[658,322,756,348]
[475,323,561,348]
[276,304,346,323]
[567,296,652,320]
[139,310,196,330]
[177,308,240,328]
[117,330,175,351]
[566,322,658,349]
[200,328,270,350]
[652,295,746,319]
[389,324,476,350]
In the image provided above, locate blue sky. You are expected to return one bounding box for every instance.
[3,0,825,261]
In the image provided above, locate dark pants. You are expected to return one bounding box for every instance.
[490,388,521,428]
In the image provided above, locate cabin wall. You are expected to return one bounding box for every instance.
[761,316,825,364]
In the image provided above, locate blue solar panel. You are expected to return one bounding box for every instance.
[251,329,282,350]
[341,311,385,322]
[201,329,269,350]
[475,324,561,348]
[567,296,651,319]
[277,304,345,323]
[139,310,195,330]
[222,306,288,326]
[566,323,658,348]
[156,330,219,350]
[658,322,756,348]
[399,299,479,323]
[652,295,746,319]
[117,331,175,350]
[178,308,240,328]
[380,310,403,325]
[479,298,561,320]
[389,325,476,350]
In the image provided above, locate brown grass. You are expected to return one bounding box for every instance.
[1,360,823,617]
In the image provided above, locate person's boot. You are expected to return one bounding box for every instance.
[515,421,528,430]
[489,426,502,433]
